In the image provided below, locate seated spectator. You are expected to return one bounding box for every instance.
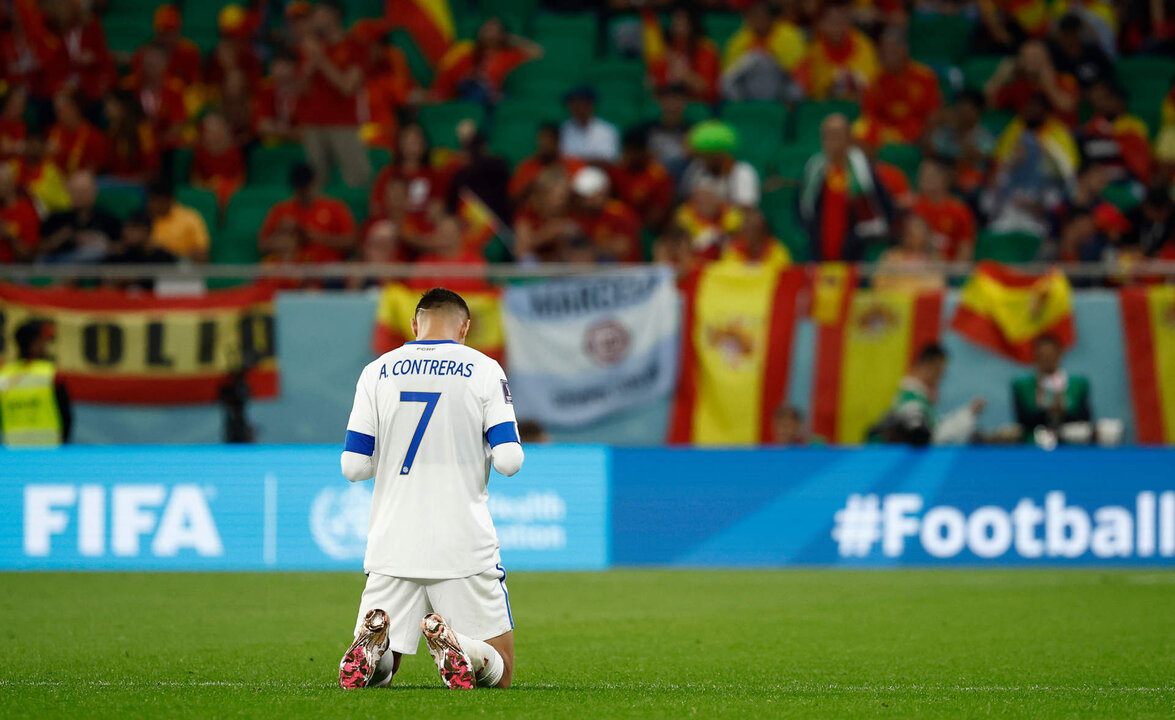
[975,0,1051,53]
[17,0,115,108]
[875,214,947,293]
[16,134,70,214]
[912,158,977,260]
[430,17,542,105]
[47,91,107,175]
[219,69,258,148]
[799,114,895,261]
[102,90,160,184]
[192,110,246,210]
[513,168,579,262]
[868,343,985,446]
[721,0,806,103]
[681,120,760,208]
[105,211,177,267]
[130,42,188,150]
[985,40,1078,126]
[612,127,674,232]
[410,214,492,292]
[131,5,203,87]
[509,123,586,207]
[361,219,399,263]
[559,86,620,163]
[794,0,879,101]
[38,171,121,263]
[1012,333,1092,442]
[0,87,28,162]
[644,84,695,177]
[720,207,791,268]
[145,180,210,262]
[259,163,356,263]
[1048,13,1114,91]
[297,0,370,188]
[925,90,996,200]
[652,222,701,280]
[0,163,40,263]
[1129,185,1175,258]
[206,4,263,90]
[674,179,743,258]
[853,27,941,147]
[771,404,808,446]
[446,132,512,229]
[1079,81,1152,186]
[640,7,720,103]
[366,176,430,258]
[570,166,641,262]
[370,123,445,227]
[987,94,1078,237]
[254,51,304,146]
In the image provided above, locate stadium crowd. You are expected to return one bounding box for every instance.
[0,0,1171,280]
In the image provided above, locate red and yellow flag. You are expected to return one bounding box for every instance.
[457,188,503,251]
[385,0,454,65]
[811,267,943,444]
[372,282,503,361]
[950,261,1075,363]
[1120,286,1175,444]
[669,264,804,445]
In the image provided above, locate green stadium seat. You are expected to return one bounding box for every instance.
[96,186,145,220]
[962,56,1005,93]
[701,13,742,52]
[211,224,260,265]
[1102,181,1141,212]
[532,12,597,40]
[325,184,370,224]
[417,101,487,148]
[368,148,392,173]
[596,98,645,132]
[975,230,1041,263]
[175,186,220,231]
[878,144,922,184]
[171,148,194,187]
[772,142,820,181]
[792,101,859,143]
[103,22,154,55]
[722,101,788,142]
[342,0,384,27]
[909,14,974,66]
[478,0,537,33]
[503,61,579,99]
[579,59,646,101]
[247,145,305,187]
[225,187,287,234]
[532,13,598,65]
[760,187,808,262]
[980,109,1015,136]
[1116,57,1175,137]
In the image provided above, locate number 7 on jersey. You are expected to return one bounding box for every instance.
[399,391,440,475]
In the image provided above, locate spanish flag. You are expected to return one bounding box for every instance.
[640,9,667,79]
[950,261,1075,363]
[457,188,504,252]
[386,0,454,65]
[810,270,943,444]
[669,264,804,445]
[1120,286,1175,444]
[372,282,504,362]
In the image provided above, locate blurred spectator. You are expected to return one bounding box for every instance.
[559,86,620,163]
[130,42,188,150]
[447,131,511,227]
[370,123,444,227]
[674,179,743,258]
[0,163,40,263]
[130,5,203,87]
[366,176,430,258]
[1012,334,1092,442]
[869,343,985,446]
[254,51,304,146]
[644,84,694,175]
[430,17,542,104]
[0,319,71,447]
[105,211,176,267]
[513,168,578,262]
[410,214,491,292]
[15,0,115,109]
[47,91,106,175]
[146,180,210,262]
[720,0,806,102]
[1048,13,1113,90]
[874,214,947,292]
[985,40,1078,125]
[509,123,585,206]
[516,419,549,444]
[681,120,759,207]
[640,7,720,103]
[103,90,160,183]
[794,1,878,101]
[1079,81,1152,186]
[0,87,28,161]
[1129,186,1175,258]
[570,166,641,262]
[799,114,894,261]
[360,218,399,263]
[1120,0,1175,55]
[975,0,1050,52]
[259,163,355,263]
[17,133,71,214]
[359,42,414,150]
[206,4,263,90]
[853,27,941,147]
[38,170,120,263]
[1157,80,1175,180]
[987,94,1077,237]
[652,222,700,280]
[925,90,995,200]
[192,110,246,210]
[612,127,674,232]
[770,404,808,446]
[912,158,977,261]
[869,145,914,210]
[721,207,791,268]
[297,0,370,188]
[219,69,257,148]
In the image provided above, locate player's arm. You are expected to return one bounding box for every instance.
[341,364,378,482]
[483,362,524,477]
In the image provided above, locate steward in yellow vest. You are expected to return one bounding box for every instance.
[0,321,72,447]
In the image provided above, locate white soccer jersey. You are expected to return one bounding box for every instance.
[344,340,519,579]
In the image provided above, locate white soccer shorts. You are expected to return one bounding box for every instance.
[352,564,515,654]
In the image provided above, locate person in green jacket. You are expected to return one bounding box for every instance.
[869,343,986,446]
[1012,334,1092,442]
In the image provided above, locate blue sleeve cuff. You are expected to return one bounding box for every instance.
[344,430,376,456]
[485,421,520,448]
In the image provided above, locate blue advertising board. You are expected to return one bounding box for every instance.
[0,445,609,571]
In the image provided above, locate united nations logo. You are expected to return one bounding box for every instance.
[583,319,630,366]
[309,484,372,560]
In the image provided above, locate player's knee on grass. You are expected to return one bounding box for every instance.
[486,632,514,688]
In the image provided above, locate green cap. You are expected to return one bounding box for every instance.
[687,120,738,154]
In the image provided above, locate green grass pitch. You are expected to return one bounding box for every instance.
[2,570,1173,718]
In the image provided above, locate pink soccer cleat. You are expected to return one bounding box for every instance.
[421,613,476,689]
[339,609,390,689]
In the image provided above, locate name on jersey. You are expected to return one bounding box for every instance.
[381,359,475,379]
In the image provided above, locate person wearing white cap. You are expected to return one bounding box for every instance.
[570,166,641,262]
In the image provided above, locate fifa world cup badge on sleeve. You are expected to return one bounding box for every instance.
[501,380,513,404]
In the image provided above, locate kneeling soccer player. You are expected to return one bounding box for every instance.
[336,288,523,690]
